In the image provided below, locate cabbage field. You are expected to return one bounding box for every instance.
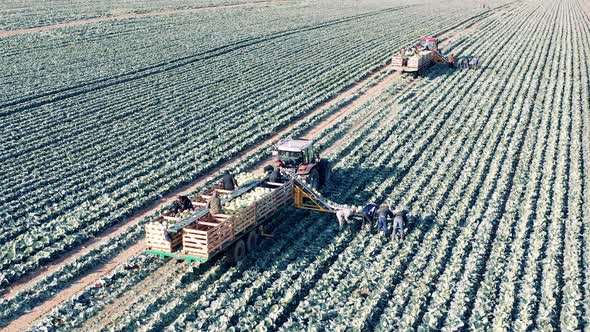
[1,0,590,330]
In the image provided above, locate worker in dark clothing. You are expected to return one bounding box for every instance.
[170,195,194,215]
[222,170,239,191]
[269,167,283,183]
[178,195,194,211]
[376,204,394,236]
[361,203,378,231]
[207,190,222,215]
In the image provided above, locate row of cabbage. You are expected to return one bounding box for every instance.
[24,70,411,331]
[0,0,257,30]
[48,0,590,330]
[0,67,392,328]
[0,1,491,287]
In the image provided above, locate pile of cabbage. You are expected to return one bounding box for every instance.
[223,187,273,213]
[235,172,264,187]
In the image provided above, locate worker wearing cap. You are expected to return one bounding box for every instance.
[336,207,357,230]
[222,170,239,191]
[376,204,394,236]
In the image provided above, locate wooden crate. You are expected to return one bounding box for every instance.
[255,192,275,220]
[272,180,293,206]
[182,215,234,258]
[233,205,256,235]
[145,221,182,253]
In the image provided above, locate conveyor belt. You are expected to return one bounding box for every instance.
[290,175,347,212]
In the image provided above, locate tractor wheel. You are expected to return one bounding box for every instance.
[246,230,260,251]
[319,159,331,186]
[307,168,320,189]
[226,239,246,265]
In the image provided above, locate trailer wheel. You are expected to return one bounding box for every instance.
[246,231,260,251]
[226,240,246,265]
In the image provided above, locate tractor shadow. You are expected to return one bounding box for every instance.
[323,165,402,206]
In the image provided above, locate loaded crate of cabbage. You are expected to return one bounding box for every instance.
[145,172,294,262]
[144,210,185,253]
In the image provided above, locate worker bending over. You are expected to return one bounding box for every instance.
[171,195,194,215]
[207,191,222,215]
[376,204,394,236]
[361,203,378,231]
[336,207,357,230]
[222,170,239,191]
[392,209,408,240]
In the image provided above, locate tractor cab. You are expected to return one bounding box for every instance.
[273,139,329,189]
[275,139,317,168]
[420,36,439,51]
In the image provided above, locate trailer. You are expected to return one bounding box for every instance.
[391,36,451,76]
[145,172,338,264]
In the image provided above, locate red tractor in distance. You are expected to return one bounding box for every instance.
[273,139,330,189]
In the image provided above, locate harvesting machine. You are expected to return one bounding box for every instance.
[145,139,343,264]
[391,36,451,76]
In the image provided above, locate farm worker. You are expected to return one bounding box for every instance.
[392,209,408,240]
[361,203,378,231]
[177,195,194,212]
[448,54,455,68]
[269,166,283,183]
[376,204,394,236]
[170,195,193,215]
[336,207,357,230]
[222,170,239,191]
[207,190,222,215]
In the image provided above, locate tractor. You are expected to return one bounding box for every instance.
[272,139,330,189]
